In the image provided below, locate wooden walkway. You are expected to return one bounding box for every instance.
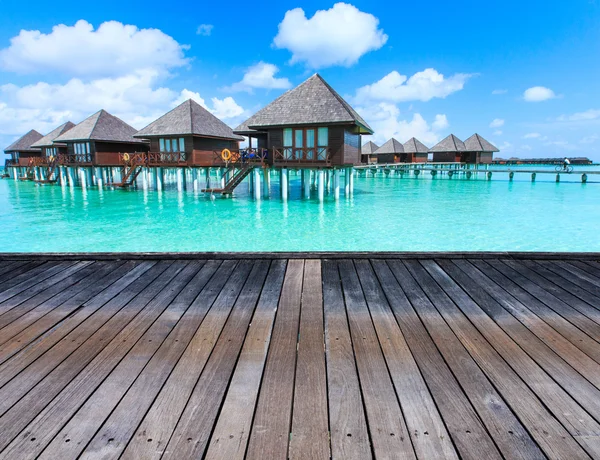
[0,256,600,459]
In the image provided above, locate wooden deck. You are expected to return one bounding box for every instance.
[0,256,600,459]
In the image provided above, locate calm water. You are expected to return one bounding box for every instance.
[1,165,598,252]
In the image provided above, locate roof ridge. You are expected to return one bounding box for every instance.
[89,110,104,138]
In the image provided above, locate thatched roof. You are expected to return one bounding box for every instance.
[374,138,404,155]
[4,129,43,153]
[234,74,373,135]
[134,99,244,141]
[362,141,379,155]
[54,110,145,144]
[403,137,429,153]
[429,134,465,152]
[463,133,499,152]
[31,122,76,148]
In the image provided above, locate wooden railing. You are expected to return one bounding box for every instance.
[4,159,17,168]
[147,151,187,165]
[272,147,331,165]
[211,149,268,167]
[58,153,93,165]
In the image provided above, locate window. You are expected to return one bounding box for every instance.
[283,129,293,159]
[318,127,328,160]
[73,142,91,161]
[280,127,329,161]
[46,147,58,158]
[158,137,186,160]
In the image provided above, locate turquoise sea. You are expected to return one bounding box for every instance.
[0,165,598,252]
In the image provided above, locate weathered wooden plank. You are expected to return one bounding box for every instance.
[0,261,96,327]
[0,261,138,362]
[288,259,330,460]
[10,261,219,460]
[0,261,154,368]
[377,260,530,460]
[203,260,287,460]
[496,259,600,338]
[159,261,271,459]
[322,259,371,460]
[450,260,600,385]
[244,260,304,460]
[38,260,230,460]
[561,261,600,286]
[0,261,46,285]
[0,261,79,306]
[338,259,416,460]
[410,260,598,458]
[570,260,600,278]
[522,260,600,322]
[0,261,198,452]
[0,262,118,344]
[115,260,254,460]
[355,260,459,460]
[0,261,23,279]
[541,261,600,298]
[0,260,177,410]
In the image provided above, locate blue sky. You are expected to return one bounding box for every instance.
[1,0,600,159]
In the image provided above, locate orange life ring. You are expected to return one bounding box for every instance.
[221,149,232,162]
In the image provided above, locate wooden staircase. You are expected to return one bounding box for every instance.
[18,158,36,181]
[34,157,59,184]
[202,165,253,195]
[107,159,143,188]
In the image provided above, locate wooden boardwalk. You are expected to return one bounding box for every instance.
[0,256,600,459]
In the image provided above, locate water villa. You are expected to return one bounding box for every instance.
[3,130,43,176]
[430,134,466,163]
[372,138,404,163]
[403,137,429,163]
[463,133,498,164]
[361,141,379,164]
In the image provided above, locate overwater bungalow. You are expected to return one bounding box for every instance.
[3,129,43,167]
[53,110,148,167]
[233,73,373,168]
[133,99,244,167]
[462,133,499,164]
[430,134,466,163]
[373,138,404,163]
[30,122,76,160]
[361,141,379,164]
[403,137,429,163]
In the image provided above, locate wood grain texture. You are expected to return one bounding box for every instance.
[245,259,304,460]
[0,256,599,460]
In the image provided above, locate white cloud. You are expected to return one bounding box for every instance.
[225,62,291,93]
[520,144,532,151]
[556,109,600,122]
[358,102,448,145]
[354,68,472,104]
[492,89,507,95]
[432,114,449,130]
[523,132,540,138]
[489,118,504,128]
[0,20,245,145]
[196,24,214,36]
[498,141,513,151]
[0,20,189,79]
[523,86,556,102]
[273,3,387,68]
[494,130,503,135]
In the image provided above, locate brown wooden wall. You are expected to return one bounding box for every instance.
[432,152,460,162]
